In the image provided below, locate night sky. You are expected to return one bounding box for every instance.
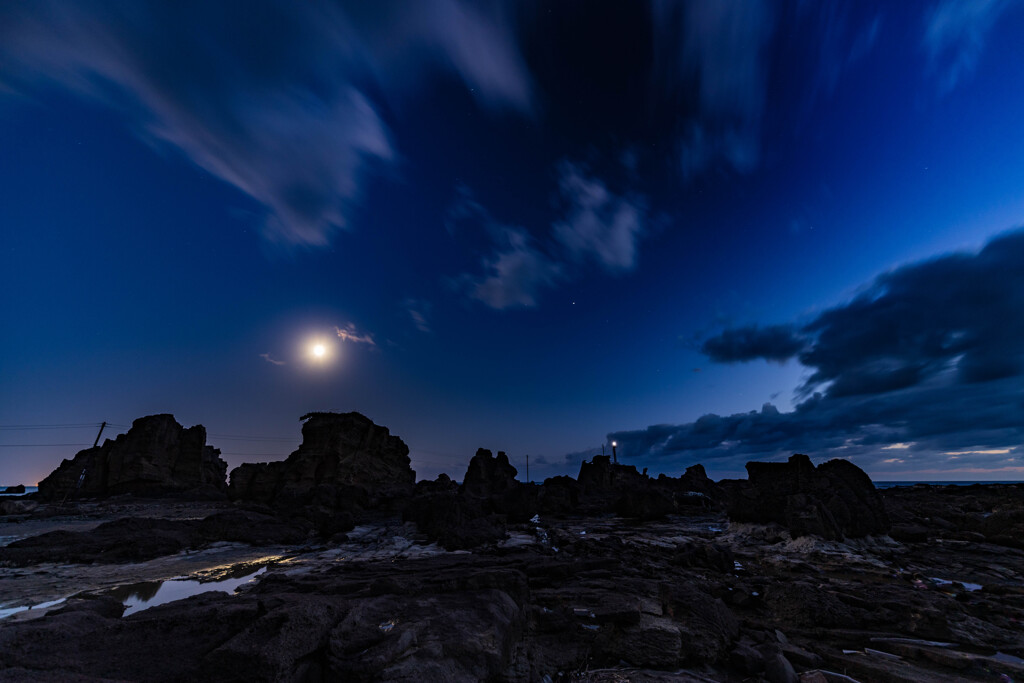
[3,1,1024,486]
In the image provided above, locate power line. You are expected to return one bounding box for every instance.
[0,443,92,447]
[0,424,103,431]
[218,452,288,457]
[206,434,295,442]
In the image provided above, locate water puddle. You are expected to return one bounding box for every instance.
[112,565,267,617]
[0,597,66,620]
[930,577,983,591]
[994,651,1024,666]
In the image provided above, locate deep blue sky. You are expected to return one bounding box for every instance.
[2,1,1024,485]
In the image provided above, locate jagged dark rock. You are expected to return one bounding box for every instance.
[461,448,519,499]
[409,450,729,547]
[405,449,540,549]
[404,491,508,550]
[0,499,37,516]
[413,473,458,497]
[725,453,890,540]
[536,475,580,514]
[2,484,25,494]
[881,482,1024,548]
[228,412,415,513]
[36,415,227,500]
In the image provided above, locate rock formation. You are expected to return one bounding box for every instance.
[228,412,415,511]
[461,448,520,500]
[725,453,890,539]
[576,456,716,520]
[36,415,227,500]
[405,449,529,550]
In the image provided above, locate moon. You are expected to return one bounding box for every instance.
[312,344,326,358]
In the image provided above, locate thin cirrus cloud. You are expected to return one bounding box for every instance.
[462,161,648,310]
[335,323,376,346]
[259,352,287,366]
[0,0,534,248]
[404,299,433,334]
[610,228,1024,475]
[923,0,1022,93]
[552,161,647,273]
[651,0,775,177]
[465,228,564,310]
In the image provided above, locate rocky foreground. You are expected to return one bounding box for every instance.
[0,413,1022,682]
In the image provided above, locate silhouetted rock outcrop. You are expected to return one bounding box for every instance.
[405,449,531,549]
[462,449,539,521]
[577,456,716,520]
[2,484,25,494]
[461,448,519,499]
[228,412,415,513]
[725,453,890,540]
[36,415,227,500]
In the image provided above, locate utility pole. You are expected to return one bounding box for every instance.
[612,440,618,464]
[525,454,529,483]
[92,421,107,448]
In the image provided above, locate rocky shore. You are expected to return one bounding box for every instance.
[1,413,1022,681]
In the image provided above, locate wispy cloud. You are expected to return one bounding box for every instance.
[404,298,432,333]
[801,4,883,106]
[923,0,1021,93]
[465,228,563,310]
[259,352,286,366]
[943,448,1014,456]
[335,323,376,346]
[458,160,648,310]
[651,0,775,176]
[552,161,647,273]
[0,0,534,247]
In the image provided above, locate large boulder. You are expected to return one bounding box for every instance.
[228,412,415,511]
[36,415,227,500]
[727,453,890,540]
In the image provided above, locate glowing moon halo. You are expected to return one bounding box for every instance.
[306,338,332,364]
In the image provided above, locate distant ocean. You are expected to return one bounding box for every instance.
[1,483,1022,495]
[874,480,1024,488]
[0,486,38,496]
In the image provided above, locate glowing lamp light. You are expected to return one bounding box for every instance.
[612,441,617,447]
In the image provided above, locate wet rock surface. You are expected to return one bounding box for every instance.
[36,415,228,500]
[0,484,1022,682]
[0,509,311,566]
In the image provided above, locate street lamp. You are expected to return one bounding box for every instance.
[611,441,617,464]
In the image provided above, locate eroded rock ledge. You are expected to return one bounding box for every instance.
[36,415,227,500]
